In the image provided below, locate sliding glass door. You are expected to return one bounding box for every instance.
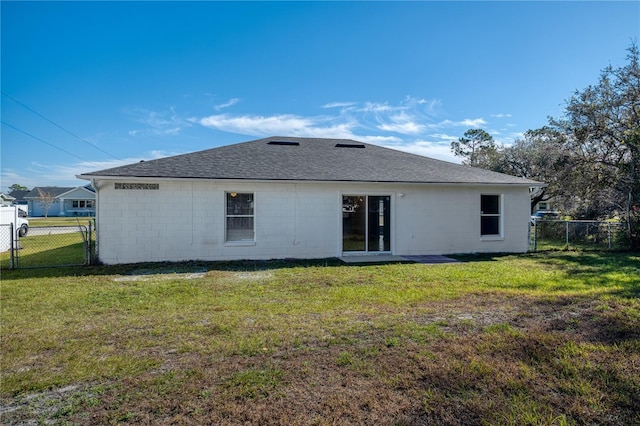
[342,195,391,253]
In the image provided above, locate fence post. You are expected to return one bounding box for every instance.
[565,221,569,250]
[608,222,612,250]
[9,223,14,269]
[88,220,93,265]
[92,217,97,264]
[533,220,537,252]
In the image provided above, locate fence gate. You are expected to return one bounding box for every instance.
[12,223,94,268]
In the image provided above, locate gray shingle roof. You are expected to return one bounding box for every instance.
[8,190,29,201]
[25,187,75,198]
[80,137,541,185]
[24,185,95,199]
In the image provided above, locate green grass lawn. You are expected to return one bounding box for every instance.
[26,217,94,227]
[1,252,638,425]
[1,218,94,268]
[1,235,87,268]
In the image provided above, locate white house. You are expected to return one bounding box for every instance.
[0,192,16,205]
[78,137,541,265]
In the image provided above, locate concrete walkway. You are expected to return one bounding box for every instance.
[339,254,459,264]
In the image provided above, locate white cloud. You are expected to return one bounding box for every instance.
[321,101,356,109]
[196,99,501,159]
[459,118,487,127]
[377,112,426,135]
[1,151,180,191]
[199,113,364,140]
[200,114,315,136]
[359,102,399,113]
[420,118,487,130]
[358,135,403,144]
[194,97,530,166]
[416,98,443,116]
[491,113,512,118]
[381,140,460,164]
[215,98,241,111]
[125,107,192,136]
[378,121,425,134]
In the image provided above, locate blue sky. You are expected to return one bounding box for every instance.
[1,1,638,191]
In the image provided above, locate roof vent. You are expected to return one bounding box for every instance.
[268,140,300,146]
[335,143,365,148]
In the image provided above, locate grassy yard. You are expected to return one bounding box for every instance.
[1,252,638,425]
[26,217,95,227]
[1,219,92,268]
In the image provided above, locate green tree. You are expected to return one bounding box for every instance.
[8,184,28,192]
[451,128,497,167]
[486,127,572,213]
[551,43,640,247]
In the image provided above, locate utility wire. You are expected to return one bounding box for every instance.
[1,91,122,160]
[1,120,103,167]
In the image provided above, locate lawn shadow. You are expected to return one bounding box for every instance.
[0,257,347,281]
[448,251,639,298]
[526,294,640,345]
[534,251,640,298]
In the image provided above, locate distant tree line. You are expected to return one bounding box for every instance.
[452,44,640,249]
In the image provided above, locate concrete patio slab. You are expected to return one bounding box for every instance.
[339,255,459,264]
[402,255,460,264]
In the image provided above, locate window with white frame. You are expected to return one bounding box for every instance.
[480,194,501,237]
[226,192,254,242]
[72,200,93,209]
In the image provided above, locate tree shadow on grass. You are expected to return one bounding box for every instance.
[533,251,640,298]
[452,251,639,299]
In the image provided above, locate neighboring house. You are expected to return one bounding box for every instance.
[0,192,16,205]
[7,190,30,215]
[25,185,95,217]
[533,199,558,214]
[78,136,542,265]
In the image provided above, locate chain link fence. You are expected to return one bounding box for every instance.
[0,223,16,268]
[530,220,631,252]
[3,218,631,267]
[1,221,95,269]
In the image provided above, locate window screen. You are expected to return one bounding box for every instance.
[481,194,501,236]
[226,192,254,242]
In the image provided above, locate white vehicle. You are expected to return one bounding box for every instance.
[0,206,29,237]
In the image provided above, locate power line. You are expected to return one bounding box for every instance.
[1,120,103,167]
[1,91,122,160]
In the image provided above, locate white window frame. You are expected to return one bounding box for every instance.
[225,192,255,245]
[72,200,93,209]
[480,194,503,240]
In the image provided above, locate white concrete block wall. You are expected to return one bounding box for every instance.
[393,185,530,255]
[95,179,532,264]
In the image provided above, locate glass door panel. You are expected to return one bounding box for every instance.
[343,195,391,252]
[342,196,366,251]
[368,196,391,252]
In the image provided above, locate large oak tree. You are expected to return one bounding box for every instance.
[551,44,640,247]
